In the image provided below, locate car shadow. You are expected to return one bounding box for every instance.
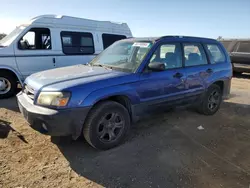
[233,73,250,79]
[0,119,12,138]
[0,119,28,143]
[56,110,187,188]
[56,102,250,188]
[0,96,20,112]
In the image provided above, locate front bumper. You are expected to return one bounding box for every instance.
[17,92,91,139]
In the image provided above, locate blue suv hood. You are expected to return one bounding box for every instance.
[25,64,129,91]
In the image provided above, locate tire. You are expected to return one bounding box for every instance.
[83,101,131,150]
[0,72,17,99]
[197,84,222,115]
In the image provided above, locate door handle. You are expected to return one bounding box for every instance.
[206,68,213,73]
[173,72,183,78]
[52,58,56,67]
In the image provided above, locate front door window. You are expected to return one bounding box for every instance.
[18,28,51,50]
[150,43,182,69]
[183,43,207,67]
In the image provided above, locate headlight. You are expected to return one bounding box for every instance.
[37,92,71,107]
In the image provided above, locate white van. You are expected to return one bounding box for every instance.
[0,15,132,98]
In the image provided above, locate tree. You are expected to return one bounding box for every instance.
[217,36,222,40]
[0,33,6,40]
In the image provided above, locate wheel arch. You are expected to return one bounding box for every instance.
[82,85,140,121]
[211,80,224,94]
[0,66,23,86]
[93,94,133,119]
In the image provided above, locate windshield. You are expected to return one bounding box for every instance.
[0,26,26,47]
[90,40,153,72]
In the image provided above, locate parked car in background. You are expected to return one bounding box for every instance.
[17,36,232,150]
[219,39,250,74]
[0,15,132,98]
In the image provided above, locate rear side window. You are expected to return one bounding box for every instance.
[61,31,94,55]
[236,42,250,53]
[205,44,226,64]
[183,44,208,67]
[102,34,126,49]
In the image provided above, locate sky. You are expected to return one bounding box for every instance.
[0,0,249,39]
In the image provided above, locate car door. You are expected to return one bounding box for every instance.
[182,43,211,97]
[230,41,250,72]
[137,42,187,112]
[14,27,56,79]
[203,42,229,79]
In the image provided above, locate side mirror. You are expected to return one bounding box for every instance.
[18,39,29,50]
[148,62,165,71]
[18,40,23,49]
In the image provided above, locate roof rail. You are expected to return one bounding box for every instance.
[218,38,250,41]
[158,35,216,41]
[31,14,62,21]
[30,14,128,25]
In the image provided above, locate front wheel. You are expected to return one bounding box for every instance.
[197,84,222,115]
[0,72,17,99]
[83,101,131,150]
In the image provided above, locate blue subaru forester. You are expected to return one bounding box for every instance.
[17,36,232,150]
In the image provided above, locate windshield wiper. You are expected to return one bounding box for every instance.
[115,59,128,64]
[92,64,113,70]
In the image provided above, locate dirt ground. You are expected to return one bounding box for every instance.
[1,75,250,188]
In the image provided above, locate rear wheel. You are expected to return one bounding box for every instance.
[197,84,222,115]
[83,101,131,150]
[0,72,17,99]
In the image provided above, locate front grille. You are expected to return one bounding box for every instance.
[23,84,35,100]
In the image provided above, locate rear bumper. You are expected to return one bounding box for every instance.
[233,63,250,73]
[222,79,231,99]
[17,92,91,139]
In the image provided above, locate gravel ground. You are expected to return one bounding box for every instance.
[0,75,250,188]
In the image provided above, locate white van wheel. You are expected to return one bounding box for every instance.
[0,72,17,99]
[0,77,11,94]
